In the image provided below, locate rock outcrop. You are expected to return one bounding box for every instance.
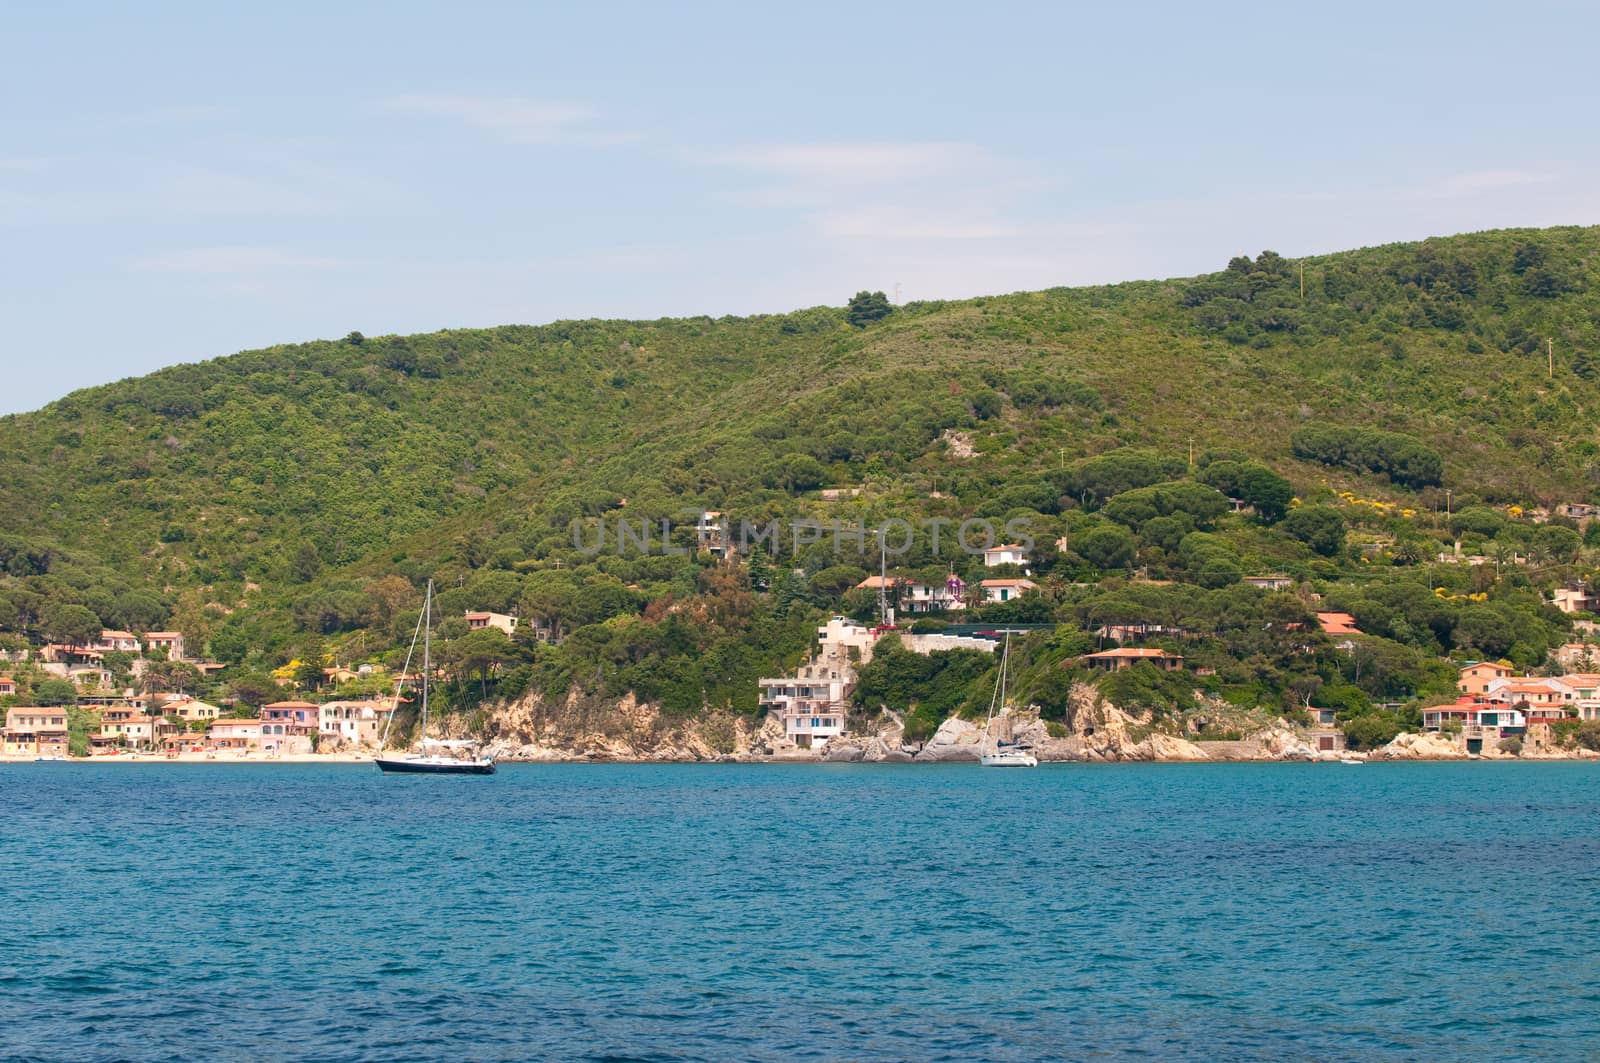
[1371,731,1467,761]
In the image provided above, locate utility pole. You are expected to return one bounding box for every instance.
[1549,337,1554,379]
[1188,438,1195,468]
[1299,262,1305,303]
[894,281,902,306]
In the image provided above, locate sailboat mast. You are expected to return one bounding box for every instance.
[421,579,432,744]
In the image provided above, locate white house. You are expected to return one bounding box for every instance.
[757,618,871,750]
[979,578,1038,604]
[854,575,965,614]
[94,630,142,653]
[318,700,393,748]
[982,543,1030,569]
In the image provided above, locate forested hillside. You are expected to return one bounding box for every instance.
[5,225,1600,745]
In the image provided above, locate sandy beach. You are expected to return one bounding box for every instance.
[1,751,376,765]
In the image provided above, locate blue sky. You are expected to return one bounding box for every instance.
[3,1,1598,415]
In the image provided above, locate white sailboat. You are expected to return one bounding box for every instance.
[375,580,496,775]
[980,631,1037,768]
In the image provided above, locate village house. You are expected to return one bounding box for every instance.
[1482,677,1568,709]
[696,510,733,558]
[100,714,154,747]
[68,666,112,690]
[982,543,1030,569]
[161,732,210,755]
[0,675,14,697]
[754,617,995,750]
[979,578,1038,604]
[464,611,519,636]
[1244,574,1293,592]
[318,700,392,748]
[1079,647,1185,672]
[142,632,186,659]
[1551,585,1599,614]
[1303,706,1346,753]
[854,575,965,614]
[3,707,69,757]
[1553,641,1600,670]
[93,630,142,653]
[1458,661,1513,695]
[259,701,319,754]
[165,697,222,722]
[210,718,262,752]
[1557,502,1599,520]
[41,643,103,667]
[757,617,871,750]
[1421,696,1526,753]
[1315,612,1363,645]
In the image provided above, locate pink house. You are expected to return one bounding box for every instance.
[0,675,15,696]
[260,701,319,753]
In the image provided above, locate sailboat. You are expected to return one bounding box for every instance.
[980,631,1037,768]
[376,580,497,775]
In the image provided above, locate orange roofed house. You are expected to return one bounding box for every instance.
[1459,661,1513,695]
[1080,648,1185,672]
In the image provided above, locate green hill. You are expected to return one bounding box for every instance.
[5,225,1600,743]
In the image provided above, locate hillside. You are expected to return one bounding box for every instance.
[5,225,1600,746]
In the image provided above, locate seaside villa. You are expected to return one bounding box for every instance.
[318,700,392,748]
[211,719,261,752]
[3,707,69,757]
[1079,648,1185,672]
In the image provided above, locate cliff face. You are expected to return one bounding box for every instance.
[480,682,1214,763]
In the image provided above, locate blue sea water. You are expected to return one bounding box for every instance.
[1,762,1598,1062]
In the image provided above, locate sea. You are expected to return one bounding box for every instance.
[1,761,1597,1062]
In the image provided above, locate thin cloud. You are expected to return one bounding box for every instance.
[1437,169,1556,197]
[0,158,46,172]
[131,247,349,274]
[705,142,983,185]
[818,206,1021,241]
[383,94,630,144]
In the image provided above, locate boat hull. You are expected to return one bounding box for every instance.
[981,752,1038,768]
[375,756,496,775]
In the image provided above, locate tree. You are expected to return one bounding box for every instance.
[746,544,772,593]
[1283,506,1346,557]
[290,542,322,583]
[1575,348,1596,381]
[40,602,101,646]
[33,678,78,706]
[442,627,522,700]
[971,391,1002,420]
[845,290,893,328]
[1075,525,1136,570]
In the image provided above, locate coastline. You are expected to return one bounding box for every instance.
[7,746,1597,766]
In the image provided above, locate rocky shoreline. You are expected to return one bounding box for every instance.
[476,687,1600,765]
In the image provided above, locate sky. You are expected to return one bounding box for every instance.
[3,0,1599,415]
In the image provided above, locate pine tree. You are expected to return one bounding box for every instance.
[1574,348,1595,380]
[746,544,772,592]
[774,570,808,617]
